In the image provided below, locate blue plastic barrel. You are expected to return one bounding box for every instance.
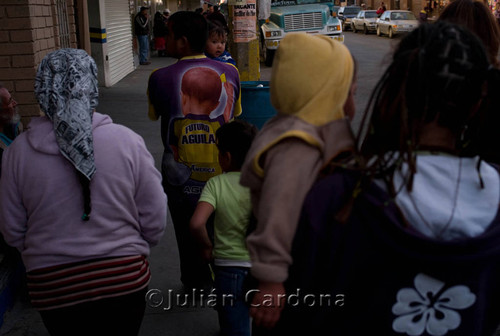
[237,81,277,129]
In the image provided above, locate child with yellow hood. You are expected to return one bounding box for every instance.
[240,32,356,328]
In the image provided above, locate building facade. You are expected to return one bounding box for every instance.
[1,0,80,122]
[0,0,179,323]
[0,0,178,123]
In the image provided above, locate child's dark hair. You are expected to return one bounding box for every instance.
[207,20,228,38]
[208,20,228,39]
[168,11,208,53]
[357,21,497,194]
[216,120,258,170]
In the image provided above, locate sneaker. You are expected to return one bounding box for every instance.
[140,61,151,65]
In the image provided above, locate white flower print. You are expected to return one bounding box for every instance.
[392,273,476,336]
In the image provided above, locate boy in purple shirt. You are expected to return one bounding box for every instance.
[147,11,242,290]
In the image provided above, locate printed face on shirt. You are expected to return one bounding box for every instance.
[206,33,227,58]
[0,88,17,123]
[180,67,222,116]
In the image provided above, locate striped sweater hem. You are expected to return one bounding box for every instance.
[27,255,151,311]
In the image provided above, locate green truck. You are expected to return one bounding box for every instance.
[260,0,344,66]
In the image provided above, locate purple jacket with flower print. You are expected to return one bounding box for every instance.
[276,168,500,336]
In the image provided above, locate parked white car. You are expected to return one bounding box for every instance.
[376,10,419,38]
[351,10,378,34]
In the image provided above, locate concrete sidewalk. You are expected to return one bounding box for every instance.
[0,55,271,336]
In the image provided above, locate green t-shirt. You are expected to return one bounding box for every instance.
[199,171,251,265]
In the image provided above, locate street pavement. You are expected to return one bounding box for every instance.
[0,31,388,336]
[0,31,397,335]
[3,32,500,336]
[0,32,378,336]
[0,54,272,336]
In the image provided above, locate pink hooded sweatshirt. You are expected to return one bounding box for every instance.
[0,112,167,272]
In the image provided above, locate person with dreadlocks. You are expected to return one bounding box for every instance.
[277,21,500,335]
[0,49,167,335]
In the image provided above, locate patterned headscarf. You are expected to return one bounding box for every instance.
[34,48,98,181]
[34,49,99,221]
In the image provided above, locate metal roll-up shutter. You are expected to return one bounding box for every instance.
[104,0,135,86]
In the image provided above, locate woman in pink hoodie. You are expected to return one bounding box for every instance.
[0,49,167,336]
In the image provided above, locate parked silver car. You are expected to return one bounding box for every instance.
[338,5,362,31]
[351,10,378,34]
[376,10,418,38]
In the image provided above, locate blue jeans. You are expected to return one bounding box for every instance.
[137,34,149,63]
[214,266,251,336]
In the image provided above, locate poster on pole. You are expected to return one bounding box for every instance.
[232,0,257,42]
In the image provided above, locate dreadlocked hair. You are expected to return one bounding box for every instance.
[357,21,490,196]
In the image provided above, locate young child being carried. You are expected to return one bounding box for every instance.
[239,32,357,329]
[205,20,236,66]
[190,119,258,336]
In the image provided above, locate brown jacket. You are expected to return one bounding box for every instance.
[240,114,354,282]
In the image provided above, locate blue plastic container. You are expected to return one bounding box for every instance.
[238,81,277,129]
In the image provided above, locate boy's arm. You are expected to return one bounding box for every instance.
[190,201,215,262]
[147,70,161,121]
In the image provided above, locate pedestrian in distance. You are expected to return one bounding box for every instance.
[495,2,500,26]
[376,1,386,15]
[153,11,168,57]
[438,0,500,68]
[190,119,257,336]
[203,3,214,18]
[240,32,357,330]
[0,83,23,270]
[419,6,428,22]
[135,6,151,65]
[0,83,22,177]
[279,21,500,335]
[0,48,167,336]
[147,11,242,292]
[437,0,500,165]
[207,5,228,31]
[163,8,171,20]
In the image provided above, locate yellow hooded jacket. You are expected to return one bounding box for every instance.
[240,33,356,283]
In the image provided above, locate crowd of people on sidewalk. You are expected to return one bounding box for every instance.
[135,4,232,66]
[3,0,500,335]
